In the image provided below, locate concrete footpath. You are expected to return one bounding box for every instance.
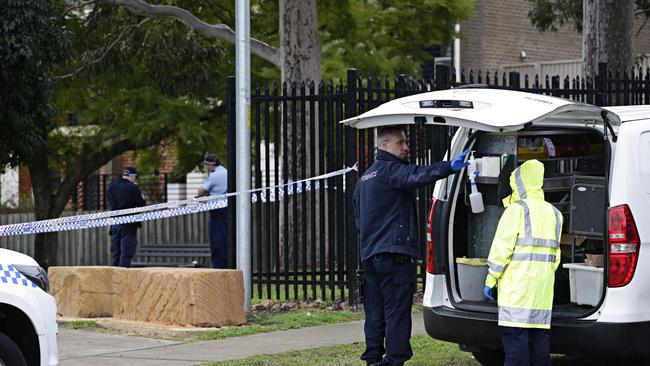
[59,313,426,365]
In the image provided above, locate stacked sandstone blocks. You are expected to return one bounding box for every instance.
[49,266,246,327]
[49,266,118,318]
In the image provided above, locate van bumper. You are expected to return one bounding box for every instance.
[424,305,650,356]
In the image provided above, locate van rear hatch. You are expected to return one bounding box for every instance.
[340,88,620,131]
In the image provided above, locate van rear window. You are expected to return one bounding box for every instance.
[419,100,473,109]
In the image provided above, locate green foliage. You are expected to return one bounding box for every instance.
[53,2,231,176]
[319,0,475,78]
[0,0,70,169]
[180,0,476,83]
[60,320,97,329]
[528,0,650,33]
[7,0,473,180]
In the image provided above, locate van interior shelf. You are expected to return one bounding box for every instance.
[516,130,593,136]
[517,154,603,163]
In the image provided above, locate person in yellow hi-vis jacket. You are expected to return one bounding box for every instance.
[483,159,563,366]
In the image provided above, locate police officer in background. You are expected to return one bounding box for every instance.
[196,153,228,268]
[354,125,469,366]
[107,167,146,268]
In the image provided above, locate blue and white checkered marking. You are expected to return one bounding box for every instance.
[0,264,37,288]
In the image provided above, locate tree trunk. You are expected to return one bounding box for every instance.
[280,0,321,85]
[279,0,322,271]
[582,0,635,78]
[28,149,59,269]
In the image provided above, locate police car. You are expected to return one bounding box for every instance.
[343,88,650,364]
[0,248,58,365]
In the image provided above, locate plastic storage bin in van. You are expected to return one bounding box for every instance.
[563,263,604,306]
[456,257,488,301]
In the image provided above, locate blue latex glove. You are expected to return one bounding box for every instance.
[451,149,470,171]
[483,285,495,302]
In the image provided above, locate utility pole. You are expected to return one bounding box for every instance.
[235,0,251,315]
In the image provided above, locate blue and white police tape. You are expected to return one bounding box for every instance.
[0,164,357,237]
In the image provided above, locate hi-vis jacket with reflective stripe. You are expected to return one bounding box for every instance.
[485,159,562,329]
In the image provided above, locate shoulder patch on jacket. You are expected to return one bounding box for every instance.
[360,170,377,182]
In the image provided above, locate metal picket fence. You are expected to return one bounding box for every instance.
[226,62,650,305]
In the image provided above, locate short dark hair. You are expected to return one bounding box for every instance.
[377,125,405,142]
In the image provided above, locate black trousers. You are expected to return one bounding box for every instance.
[110,225,137,268]
[361,253,416,366]
[501,327,551,366]
[208,208,228,268]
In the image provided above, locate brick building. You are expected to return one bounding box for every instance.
[458,0,650,76]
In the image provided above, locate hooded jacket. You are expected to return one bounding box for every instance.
[485,159,563,329]
[354,149,453,262]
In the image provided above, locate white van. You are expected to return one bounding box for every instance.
[0,248,58,365]
[342,88,650,364]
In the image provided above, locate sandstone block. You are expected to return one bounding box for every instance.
[49,266,122,318]
[112,268,245,327]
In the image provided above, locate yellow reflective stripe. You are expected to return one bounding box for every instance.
[488,260,504,272]
[553,207,562,242]
[515,167,528,199]
[514,200,560,248]
[511,252,556,263]
[514,200,532,238]
[499,305,552,325]
[516,237,559,248]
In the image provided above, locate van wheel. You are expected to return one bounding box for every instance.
[471,348,505,366]
[0,331,27,366]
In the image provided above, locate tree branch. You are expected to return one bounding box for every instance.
[53,127,170,215]
[62,0,99,18]
[100,0,280,66]
[635,8,650,16]
[55,18,150,79]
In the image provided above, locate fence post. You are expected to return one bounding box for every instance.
[345,69,360,306]
[551,75,560,97]
[226,75,237,268]
[509,71,520,89]
[435,64,451,90]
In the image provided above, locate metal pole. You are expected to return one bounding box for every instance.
[235,0,251,315]
[454,23,461,83]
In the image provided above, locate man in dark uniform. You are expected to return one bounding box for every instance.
[354,125,469,366]
[107,167,146,267]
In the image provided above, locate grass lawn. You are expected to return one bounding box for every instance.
[203,334,480,366]
[199,308,365,340]
[59,320,98,330]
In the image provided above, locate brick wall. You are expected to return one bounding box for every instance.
[460,0,650,74]
[118,138,177,174]
[18,166,31,199]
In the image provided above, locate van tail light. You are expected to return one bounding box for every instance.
[426,197,438,274]
[608,204,640,287]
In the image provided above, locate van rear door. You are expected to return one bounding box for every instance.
[341,88,619,131]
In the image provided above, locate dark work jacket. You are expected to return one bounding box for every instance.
[353,150,454,262]
[107,178,146,233]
